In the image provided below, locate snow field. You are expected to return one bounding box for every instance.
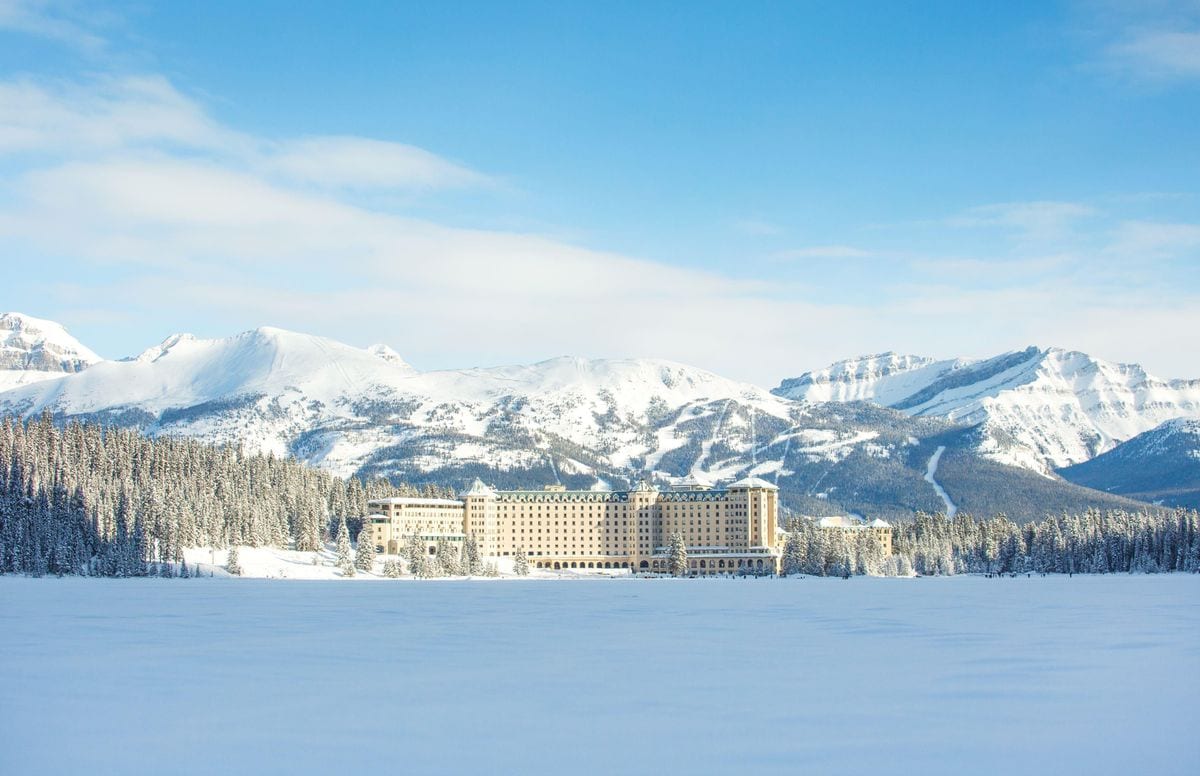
[1,575,1197,775]
[179,544,623,580]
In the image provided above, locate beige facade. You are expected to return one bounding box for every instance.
[814,514,893,555]
[363,498,466,558]
[366,477,782,574]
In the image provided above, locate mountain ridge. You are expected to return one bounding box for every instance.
[774,346,1200,473]
[0,314,1180,522]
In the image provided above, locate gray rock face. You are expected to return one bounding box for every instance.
[0,312,101,373]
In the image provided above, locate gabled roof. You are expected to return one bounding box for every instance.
[816,514,865,529]
[673,473,713,490]
[459,478,497,498]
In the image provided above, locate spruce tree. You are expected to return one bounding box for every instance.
[226,545,242,576]
[335,518,355,577]
[405,532,427,578]
[436,537,459,576]
[667,532,688,576]
[355,527,376,573]
[782,518,803,576]
[464,533,481,575]
[513,548,530,576]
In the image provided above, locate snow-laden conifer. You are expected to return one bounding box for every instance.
[335,518,354,577]
[782,517,804,576]
[436,537,459,576]
[405,532,427,578]
[355,526,376,573]
[667,532,688,576]
[226,545,242,576]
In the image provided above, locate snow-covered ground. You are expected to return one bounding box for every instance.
[924,444,958,517]
[2,575,1196,775]
[179,544,620,579]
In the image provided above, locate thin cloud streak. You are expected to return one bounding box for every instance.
[772,245,875,260]
[1107,29,1200,80]
[0,0,106,51]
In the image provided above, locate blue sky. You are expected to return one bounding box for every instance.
[1,0,1197,384]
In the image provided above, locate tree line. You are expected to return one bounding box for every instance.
[4,414,1198,579]
[0,414,454,577]
[781,509,1200,577]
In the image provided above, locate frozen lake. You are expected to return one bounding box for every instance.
[2,575,1197,775]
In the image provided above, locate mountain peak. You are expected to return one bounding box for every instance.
[129,333,198,363]
[365,343,415,372]
[0,312,101,373]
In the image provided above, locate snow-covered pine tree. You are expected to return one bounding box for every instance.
[513,548,530,576]
[436,537,460,576]
[382,558,402,578]
[226,545,242,576]
[405,532,427,578]
[335,517,355,577]
[464,533,481,575]
[667,532,688,576]
[355,526,376,573]
[782,518,803,576]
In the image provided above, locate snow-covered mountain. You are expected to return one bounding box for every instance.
[775,347,1200,473]
[0,325,827,482]
[0,321,968,518]
[0,316,1166,521]
[0,312,102,392]
[1059,418,1200,509]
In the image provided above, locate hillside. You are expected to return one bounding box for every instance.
[1059,419,1200,509]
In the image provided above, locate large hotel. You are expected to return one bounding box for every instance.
[365,477,782,575]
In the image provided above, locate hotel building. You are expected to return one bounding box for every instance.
[814,514,894,555]
[364,476,782,575]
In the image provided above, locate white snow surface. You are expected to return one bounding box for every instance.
[1,575,1196,775]
[178,544,575,580]
[923,445,957,517]
[775,351,966,405]
[365,343,415,371]
[0,369,69,392]
[777,346,1200,472]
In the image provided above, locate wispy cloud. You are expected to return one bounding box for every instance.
[946,201,1096,240]
[1106,28,1200,80]
[772,245,874,260]
[1107,219,1200,259]
[731,218,785,236]
[0,75,493,191]
[0,75,242,154]
[264,136,492,191]
[0,0,108,51]
[1077,1,1200,83]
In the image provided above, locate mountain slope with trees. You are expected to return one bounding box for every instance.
[1059,419,1200,509]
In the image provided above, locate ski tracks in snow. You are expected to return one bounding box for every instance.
[924,445,958,517]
